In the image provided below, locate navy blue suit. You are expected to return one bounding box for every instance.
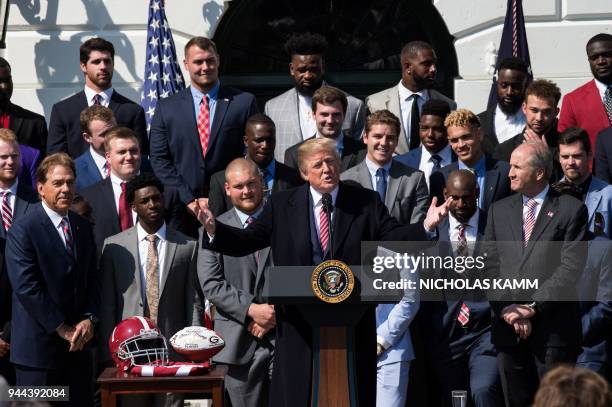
[74,150,103,191]
[149,86,258,204]
[395,146,457,170]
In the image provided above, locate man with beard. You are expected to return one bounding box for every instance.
[265,33,366,163]
[559,33,612,150]
[367,41,456,155]
[478,57,530,156]
[0,58,48,153]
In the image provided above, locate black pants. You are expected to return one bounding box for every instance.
[497,343,578,407]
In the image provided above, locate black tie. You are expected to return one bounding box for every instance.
[409,94,421,150]
[431,154,442,170]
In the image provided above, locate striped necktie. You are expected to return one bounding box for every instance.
[61,217,74,257]
[523,198,538,247]
[1,191,12,231]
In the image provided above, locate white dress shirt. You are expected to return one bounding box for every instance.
[109,173,138,224]
[297,92,317,139]
[41,201,72,247]
[137,222,167,305]
[310,185,339,243]
[0,181,18,216]
[364,157,392,192]
[448,210,479,256]
[594,78,610,103]
[418,144,453,188]
[90,146,108,178]
[234,206,264,228]
[84,86,113,107]
[521,185,549,224]
[494,105,526,144]
[398,81,429,146]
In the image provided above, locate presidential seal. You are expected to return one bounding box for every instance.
[311,260,355,303]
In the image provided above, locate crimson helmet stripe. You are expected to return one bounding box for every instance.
[135,316,150,329]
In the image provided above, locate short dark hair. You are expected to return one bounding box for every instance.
[284,32,328,57]
[497,56,529,74]
[586,33,612,48]
[246,113,275,128]
[525,79,561,106]
[401,41,434,61]
[311,86,348,115]
[421,99,451,119]
[366,110,401,136]
[558,127,591,155]
[80,37,115,64]
[185,37,218,56]
[0,57,10,71]
[125,173,164,204]
[36,153,75,184]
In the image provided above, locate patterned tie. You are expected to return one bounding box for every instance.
[457,302,470,327]
[409,94,421,150]
[92,94,102,106]
[119,182,133,231]
[61,217,74,257]
[145,234,160,323]
[523,198,538,247]
[319,203,329,254]
[605,86,612,125]
[102,162,110,178]
[375,168,387,202]
[1,191,12,231]
[431,154,442,171]
[456,223,468,257]
[197,96,210,158]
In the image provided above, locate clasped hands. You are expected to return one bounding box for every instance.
[247,303,276,339]
[501,304,535,340]
[56,319,94,351]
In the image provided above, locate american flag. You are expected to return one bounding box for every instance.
[141,0,185,131]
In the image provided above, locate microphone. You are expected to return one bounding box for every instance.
[322,193,333,214]
[322,193,334,258]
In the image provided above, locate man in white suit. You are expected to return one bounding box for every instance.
[99,173,200,407]
[265,32,366,162]
[366,41,456,155]
[341,110,426,406]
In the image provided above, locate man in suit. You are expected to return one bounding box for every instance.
[197,137,452,407]
[150,36,258,234]
[47,37,147,158]
[6,153,99,406]
[366,41,457,155]
[484,142,588,407]
[430,109,512,213]
[0,57,48,153]
[265,32,366,162]
[208,113,303,216]
[74,105,117,191]
[100,173,200,407]
[0,129,39,385]
[199,158,275,407]
[595,127,612,183]
[477,57,530,156]
[284,86,366,172]
[422,169,503,407]
[557,127,612,238]
[341,109,425,406]
[558,33,612,151]
[395,99,455,188]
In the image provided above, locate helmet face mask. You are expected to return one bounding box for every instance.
[110,317,169,372]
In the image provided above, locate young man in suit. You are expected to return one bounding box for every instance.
[149,36,258,234]
[265,32,366,162]
[284,86,366,172]
[484,142,588,407]
[0,58,48,153]
[430,109,512,213]
[74,105,117,191]
[99,173,200,407]
[47,37,147,158]
[558,33,612,150]
[422,169,504,407]
[6,153,99,406]
[366,41,456,155]
[395,99,455,188]
[199,158,275,407]
[341,109,426,406]
[557,127,612,238]
[208,113,303,216]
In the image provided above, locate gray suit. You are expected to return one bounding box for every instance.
[265,87,366,163]
[341,159,430,224]
[366,85,457,155]
[198,210,274,407]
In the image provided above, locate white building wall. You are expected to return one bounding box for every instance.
[3,0,612,121]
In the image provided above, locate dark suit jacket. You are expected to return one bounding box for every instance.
[47,90,148,158]
[394,146,457,171]
[208,160,304,216]
[204,182,428,407]
[284,133,366,172]
[7,103,48,153]
[478,106,507,157]
[429,155,512,213]
[17,144,41,189]
[75,150,103,191]
[484,189,588,348]
[595,128,612,183]
[149,86,258,204]
[6,204,98,368]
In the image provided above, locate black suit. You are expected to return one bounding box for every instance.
[208,160,304,216]
[47,90,148,158]
[6,103,48,153]
[204,182,429,407]
[429,155,512,213]
[284,134,366,172]
[595,128,612,183]
[477,107,501,157]
[484,189,588,407]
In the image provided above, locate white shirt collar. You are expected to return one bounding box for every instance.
[398,80,428,101]
[594,78,610,101]
[365,156,392,176]
[494,104,525,123]
[89,146,107,171]
[310,185,339,207]
[316,131,344,147]
[522,184,549,206]
[109,172,129,187]
[136,221,167,243]
[41,200,68,228]
[0,180,18,196]
[84,85,113,106]
[234,205,264,227]
[448,210,479,232]
[421,144,452,163]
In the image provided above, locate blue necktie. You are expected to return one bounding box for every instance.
[376,168,387,202]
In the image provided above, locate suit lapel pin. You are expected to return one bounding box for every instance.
[546,211,554,218]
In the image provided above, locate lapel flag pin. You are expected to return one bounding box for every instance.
[546,211,554,218]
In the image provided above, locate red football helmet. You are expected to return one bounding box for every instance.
[109,316,169,372]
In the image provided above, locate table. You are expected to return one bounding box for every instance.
[97,365,226,407]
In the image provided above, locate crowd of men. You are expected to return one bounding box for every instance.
[0,30,611,407]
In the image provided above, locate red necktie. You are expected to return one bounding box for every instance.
[523,199,538,247]
[319,204,329,253]
[119,182,133,231]
[1,191,12,231]
[457,302,470,327]
[197,96,210,158]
